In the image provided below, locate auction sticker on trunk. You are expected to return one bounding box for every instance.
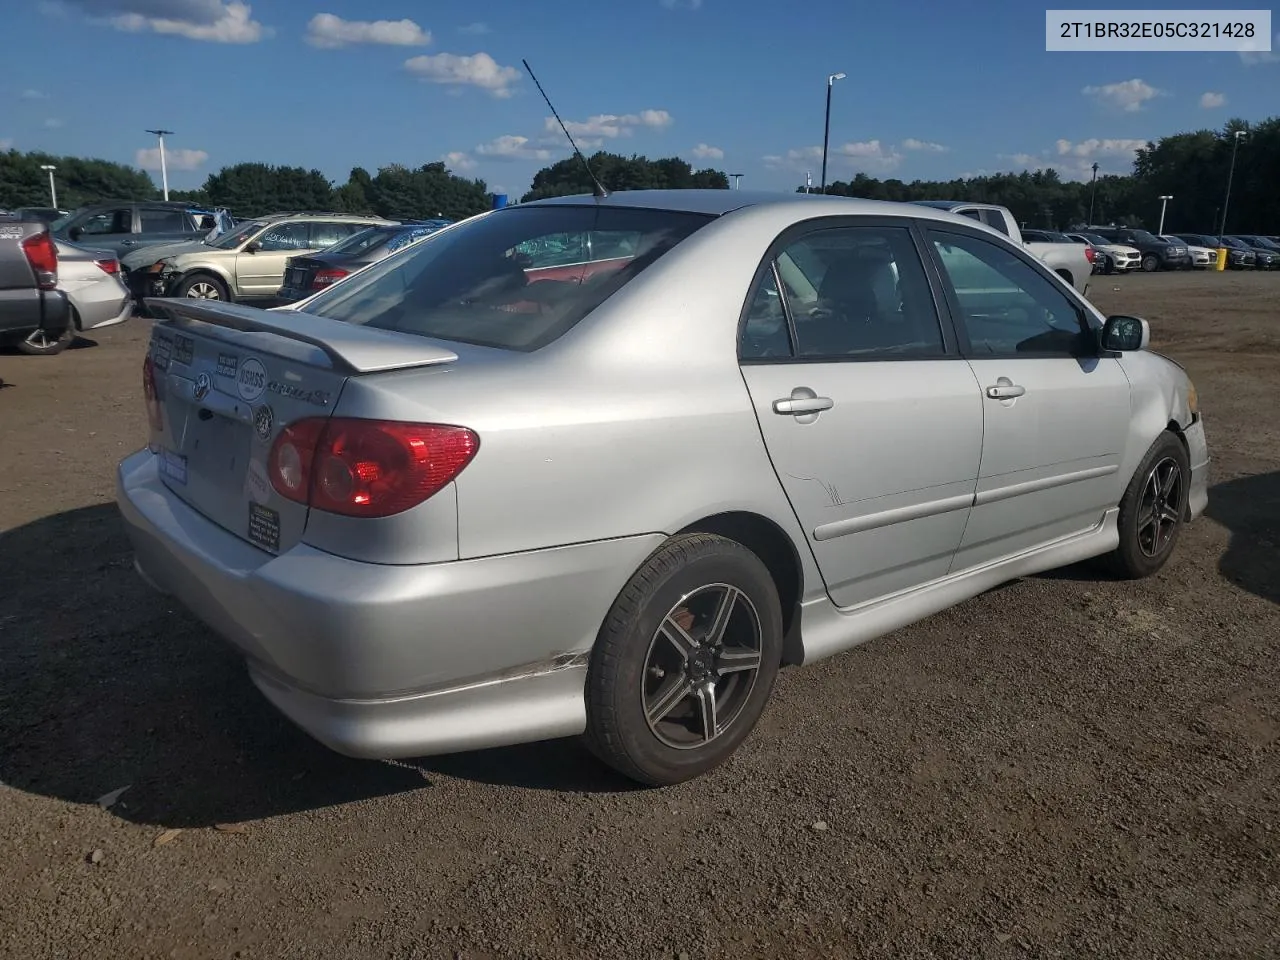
[247,502,281,553]
[160,450,188,485]
[237,357,267,401]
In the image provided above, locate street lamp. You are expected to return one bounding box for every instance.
[145,128,174,201]
[1217,129,1246,243]
[1157,195,1173,235]
[730,173,744,190]
[1086,162,1099,225]
[820,71,846,194]
[39,164,57,209]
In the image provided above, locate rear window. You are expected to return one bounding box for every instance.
[301,205,714,351]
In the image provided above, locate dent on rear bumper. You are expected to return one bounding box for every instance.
[116,448,666,753]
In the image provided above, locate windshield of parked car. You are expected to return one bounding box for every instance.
[210,221,266,249]
[302,205,714,351]
[49,211,76,231]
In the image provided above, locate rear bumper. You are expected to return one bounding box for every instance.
[0,288,71,336]
[116,449,664,759]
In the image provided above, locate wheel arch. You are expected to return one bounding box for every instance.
[677,511,806,666]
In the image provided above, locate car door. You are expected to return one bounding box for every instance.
[67,206,136,257]
[738,219,984,609]
[923,225,1132,572]
[235,221,310,298]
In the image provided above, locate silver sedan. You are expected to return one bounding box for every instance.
[55,240,132,333]
[116,190,1210,786]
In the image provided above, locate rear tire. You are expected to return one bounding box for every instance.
[15,323,72,356]
[1098,432,1190,579]
[584,533,783,787]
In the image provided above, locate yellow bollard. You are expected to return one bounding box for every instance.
[1216,248,1228,271]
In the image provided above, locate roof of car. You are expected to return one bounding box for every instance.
[518,189,1000,223]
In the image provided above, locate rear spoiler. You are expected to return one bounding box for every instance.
[144,298,458,375]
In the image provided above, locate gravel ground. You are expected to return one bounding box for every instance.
[1,271,1277,960]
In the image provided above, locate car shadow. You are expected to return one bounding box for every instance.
[0,505,636,829]
[68,334,99,350]
[1204,471,1280,605]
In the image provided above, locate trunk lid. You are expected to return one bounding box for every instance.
[143,298,458,554]
[281,256,325,298]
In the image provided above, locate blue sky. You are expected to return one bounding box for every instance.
[5,0,1278,196]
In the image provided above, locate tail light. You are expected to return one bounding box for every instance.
[310,267,350,289]
[95,258,120,275]
[268,418,479,519]
[1083,245,1096,264]
[142,355,164,432]
[21,231,58,290]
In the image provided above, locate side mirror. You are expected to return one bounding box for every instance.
[68,226,83,241]
[244,241,261,253]
[1101,314,1150,352]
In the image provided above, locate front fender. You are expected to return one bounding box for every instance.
[1116,349,1196,481]
[163,259,235,294]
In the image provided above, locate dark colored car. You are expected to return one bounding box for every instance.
[51,201,233,258]
[1086,226,1192,271]
[0,218,74,355]
[1174,234,1253,270]
[277,220,453,303]
[1215,236,1260,269]
[1228,236,1280,270]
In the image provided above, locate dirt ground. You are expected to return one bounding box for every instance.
[1,271,1277,960]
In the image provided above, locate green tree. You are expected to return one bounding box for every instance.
[363,163,490,220]
[0,149,157,209]
[201,163,334,217]
[522,152,731,201]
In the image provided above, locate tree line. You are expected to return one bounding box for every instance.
[0,115,1274,233]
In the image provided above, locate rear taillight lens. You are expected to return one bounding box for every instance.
[311,268,350,289]
[21,231,58,290]
[142,355,164,432]
[1084,246,1096,263]
[95,258,119,275]
[268,418,479,518]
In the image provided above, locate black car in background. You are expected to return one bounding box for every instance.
[1173,234,1255,270]
[277,219,453,302]
[1086,226,1192,271]
[1227,235,1280,270]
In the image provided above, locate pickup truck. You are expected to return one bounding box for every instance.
[910,200,1093,294]
[0,217,74,355]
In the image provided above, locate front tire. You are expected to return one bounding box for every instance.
[1141,253,1160,272]
[176,273,229,301]
[584,533,783,786]
[1099,432,1190,579]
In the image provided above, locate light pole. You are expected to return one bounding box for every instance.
[819,71,846,194]
[730,173,744,190]
[1217,129,1245,243]
[1157,195,1173,235]
[145,128,174,200]
[1086,162,1099,225]
[39,164,57,209]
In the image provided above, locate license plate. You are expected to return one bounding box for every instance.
[160,449,188,485]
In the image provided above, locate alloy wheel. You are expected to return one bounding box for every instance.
[185,281,222,299]
[1137,456,1183,558]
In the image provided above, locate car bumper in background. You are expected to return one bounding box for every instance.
[115,449,665,759]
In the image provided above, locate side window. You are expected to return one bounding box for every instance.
[255,222,311,252]
[980,210,1011,236]
[743,224,946,361]
[309,221,357,248]
[513,232,585,268]
[740,266,791,360]
[959,210,984,225]
[138,208,188,234]
[79,208,132,235]
[929,230,1088,356]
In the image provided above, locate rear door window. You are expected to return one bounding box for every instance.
[139,208,188,234]
[302,206,713,351]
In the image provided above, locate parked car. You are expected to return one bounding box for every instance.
[1214,235,1260,269]
[15,207,67,224]
[51,201,234,258]
[1066,232,1142,273]
[121,212,396,308]
[277,219,454,303]
[116,190,1211,786]
[1085,226,1191,272]
[1226,236,1280,270]
[0,218,74,355]
[53,240,131,334]
[1174,234,1253,270]
[1159,234,1216,269]
[1023,229,1103,274]
[910,201,1093,292]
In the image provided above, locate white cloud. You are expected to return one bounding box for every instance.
[20,89,48,100]
[43,118,64,129]
[458,21,489,35]
[1055,138,1147,158]
[136,146,208,170]
[305,13,429,48]
[1082,78,1160,112]
[1001,139,1145,180]
[691,143,724,160]
[1239,33,1279,64]
[549,110,673,142]
[404,52,520,97]
[902,138,948,153]
[89,0,267,43]
[764,140,902,173]
[1199,91,1227,109]
[660,0,703,8]
[998,152,1043,167]
[442,150,476,171]
[475,135,553,161]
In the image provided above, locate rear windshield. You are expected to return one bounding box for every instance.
[323,226,392,257]
[301,205,714,351]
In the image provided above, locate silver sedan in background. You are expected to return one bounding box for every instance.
[55,240,131,334]
[116,190,1209,786]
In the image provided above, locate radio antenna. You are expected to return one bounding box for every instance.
[522,58,610,200]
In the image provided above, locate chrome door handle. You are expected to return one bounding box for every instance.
[773,396,834,415]
[986,380,1026,400]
